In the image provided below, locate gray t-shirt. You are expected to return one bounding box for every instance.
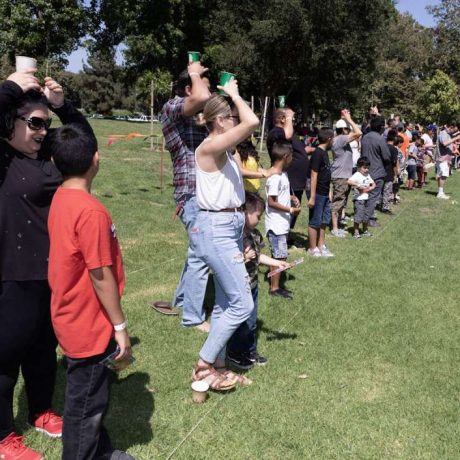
[361,131,391,180]
[438,130,452,157]
[331,134,353,179]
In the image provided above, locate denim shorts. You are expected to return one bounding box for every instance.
[267,231,288,259]
[308,194,331,229]
[406,164,416,180]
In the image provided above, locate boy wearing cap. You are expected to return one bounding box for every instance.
[330,110,362,237]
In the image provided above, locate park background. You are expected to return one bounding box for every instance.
[1,1,460,459]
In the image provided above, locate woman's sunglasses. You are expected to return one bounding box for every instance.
[17,116,52,131]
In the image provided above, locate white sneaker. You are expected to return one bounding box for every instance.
[437,193,450,200]
[331,229,346,238]
[319,245,334,257]
[307,247,322,257]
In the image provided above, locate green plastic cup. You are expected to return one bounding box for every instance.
[219,71,235,95]
[277,95,286,108]
[188,51,201,63]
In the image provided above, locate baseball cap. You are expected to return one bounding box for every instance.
[335,119,348,129]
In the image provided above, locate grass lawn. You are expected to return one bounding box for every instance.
[15,119,460,459]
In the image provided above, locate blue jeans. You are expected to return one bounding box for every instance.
[172,195,209,327]
[190,211,254,363]
[227,285,258,355]
[308,194,331,229]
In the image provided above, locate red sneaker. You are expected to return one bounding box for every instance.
[0,432,44,460]
[33,410,63,438]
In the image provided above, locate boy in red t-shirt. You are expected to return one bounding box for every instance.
[47,124,134,460]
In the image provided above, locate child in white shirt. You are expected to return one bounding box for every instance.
[265,142,300,298]
[348,156,376,238]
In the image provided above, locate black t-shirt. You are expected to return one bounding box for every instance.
[266,126,309,190]
[308,147,331,196]
[0,80,93,281]
[386,144,399,182]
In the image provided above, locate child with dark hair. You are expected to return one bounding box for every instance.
[407,135,424,190]
[47,124,134,460]
[307,128,334,257]
[227,193,290,370]
[348,156,376,238]
[381,129,400,213]
[265,141,300,298]
[234,138,267,193]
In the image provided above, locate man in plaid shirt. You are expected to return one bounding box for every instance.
[160,61,212,331]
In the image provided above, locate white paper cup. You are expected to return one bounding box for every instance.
[191,380,209,403]
[15,56,37,72]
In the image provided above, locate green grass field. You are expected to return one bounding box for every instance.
[15,120,460,459]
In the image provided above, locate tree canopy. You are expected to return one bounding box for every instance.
[1,0,459,121]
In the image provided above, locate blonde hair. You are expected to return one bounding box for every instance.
[196,95,234,131]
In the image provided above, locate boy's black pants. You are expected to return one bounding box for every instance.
[63,342,116,460]
[0,280,57,440]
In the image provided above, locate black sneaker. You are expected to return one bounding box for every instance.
[227,353,254,370]
[269,288,293,299]
[368,219,380,227]
[249,351,268,366]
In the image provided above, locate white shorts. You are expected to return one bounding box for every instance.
[436,161,450,178]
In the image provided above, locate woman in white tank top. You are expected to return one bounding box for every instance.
[190,79,259,391]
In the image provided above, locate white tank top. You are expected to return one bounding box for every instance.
[195,148,245,211]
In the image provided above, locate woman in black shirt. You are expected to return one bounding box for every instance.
[0,69,93,457]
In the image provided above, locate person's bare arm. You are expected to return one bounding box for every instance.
[342,110,362,142]
[183,61,211,117]
[198,80,259,159]
[308,170,318,208]
[282,108,295,140]
[441,133,460,147]
[267,195,300,215]
[259,254,291,268]
[89,266,131,360]
[234,151,266,178]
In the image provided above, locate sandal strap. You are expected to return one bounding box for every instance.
[192,365,216,382]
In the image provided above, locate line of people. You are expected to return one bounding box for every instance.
[159,60,459,395]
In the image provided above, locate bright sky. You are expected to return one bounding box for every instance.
[65,1,442,72]
[396,0,440,27]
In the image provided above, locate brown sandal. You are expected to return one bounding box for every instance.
[192,364,237,392]
[216,368,253,386]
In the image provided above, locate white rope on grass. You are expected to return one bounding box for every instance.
[126,257,180,276]
[165,177,454,458]
[165,395,225,460]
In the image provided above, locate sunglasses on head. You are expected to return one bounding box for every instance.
[17,116,52,131]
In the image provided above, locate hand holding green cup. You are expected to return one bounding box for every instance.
[218,71,236,95]
[188,51,201,63]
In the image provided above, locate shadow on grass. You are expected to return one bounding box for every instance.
[288,231,309,248]
[109,371,154,450]
[17,347,154,451]
[425,190,439,196]
[259,320,298,342]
